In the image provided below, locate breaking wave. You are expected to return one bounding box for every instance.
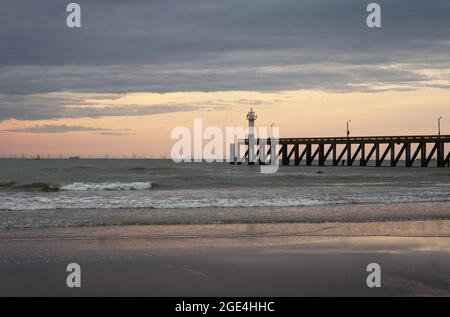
[0,181,152,192]
[60,182,152,191]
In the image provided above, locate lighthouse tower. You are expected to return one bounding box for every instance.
[246,108,257,164]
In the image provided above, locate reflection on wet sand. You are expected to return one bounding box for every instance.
[0,220,449,296]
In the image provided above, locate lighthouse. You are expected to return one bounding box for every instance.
[247,108,257,164]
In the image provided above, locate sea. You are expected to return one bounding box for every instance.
[0,158,449,229]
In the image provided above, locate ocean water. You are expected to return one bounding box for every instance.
[0,158,449,228]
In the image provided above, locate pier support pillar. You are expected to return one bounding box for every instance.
[281,144,289,165]
[421,142,427,167]
[229,143,235,164]
[346,144,352,166]
[332,144,337,166]
[294,144,300,166]
[318,144,325,166]
[375,143,381,167]
[405,142,412,167]
[390,142,395,167]
[359,143,365,166]
[306,144,312,166]
[437,142,445,167]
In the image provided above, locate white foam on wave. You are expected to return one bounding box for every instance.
[0,190,449,211]
[60,182,152,191]
[0,195,327,211]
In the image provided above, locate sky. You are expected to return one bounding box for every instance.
[0,0,450,157]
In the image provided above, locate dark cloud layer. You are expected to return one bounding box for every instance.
[0,0,450,121]
[0,93,205,121]
[0,63,435,95]
[0,93,259,121]
[1,0,450,66]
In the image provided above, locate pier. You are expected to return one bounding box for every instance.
[236,135,450,167]
[231,109,449,167]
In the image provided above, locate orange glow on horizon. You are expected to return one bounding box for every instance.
[1,88,449,157]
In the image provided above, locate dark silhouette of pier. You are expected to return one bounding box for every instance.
[238,135,450,167]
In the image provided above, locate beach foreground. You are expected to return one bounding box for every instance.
[1,220,449,296]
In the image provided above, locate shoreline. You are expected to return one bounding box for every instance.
[1,201,450,230]
[1,219,450,240]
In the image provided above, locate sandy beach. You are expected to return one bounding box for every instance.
[1,220,449,296]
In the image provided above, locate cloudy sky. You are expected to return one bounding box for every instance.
[1,0,450,156]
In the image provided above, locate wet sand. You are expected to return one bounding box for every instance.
[2,201,450,229]
[0,220,450,296]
